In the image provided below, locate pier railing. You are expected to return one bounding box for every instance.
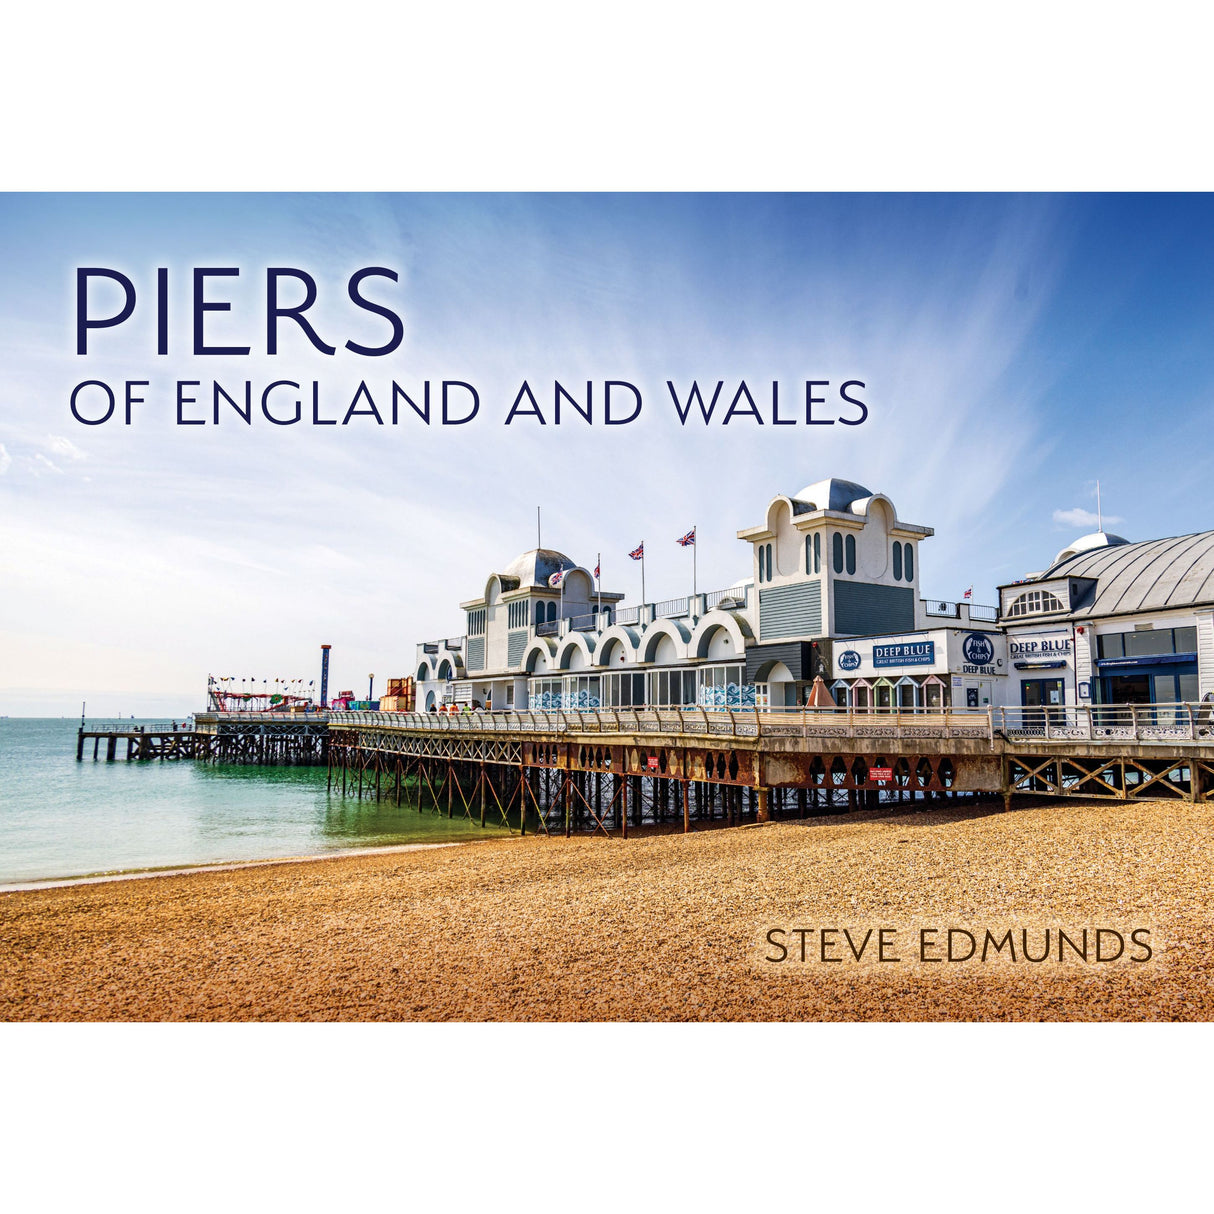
[329,703,1214,745]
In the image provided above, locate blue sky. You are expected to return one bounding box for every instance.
[2,193,1212,713]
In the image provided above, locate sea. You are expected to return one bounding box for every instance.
[0,718,507,886]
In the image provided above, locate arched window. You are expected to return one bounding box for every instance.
[813,532,821,573]
[546,600,557,623]
[833,533,844,573]
[765,543,773,582]
[904,544,914,581]
[757,546,764,584]
[845,534,856,576]
[892,541,903,581]
[1007,589,1064,617]
[534,601,543,626]
[805,535,812,574]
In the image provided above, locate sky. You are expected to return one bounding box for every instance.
[2,192,1213,715]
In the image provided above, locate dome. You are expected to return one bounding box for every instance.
[790,477,874,514]
[1052,531,1129,568]
[499,548,577,589]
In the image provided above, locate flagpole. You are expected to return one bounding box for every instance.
[641,547,646,607]
[596,552,601,619]
[693,524,697,598]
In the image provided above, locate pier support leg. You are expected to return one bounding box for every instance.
[756,786,770,823]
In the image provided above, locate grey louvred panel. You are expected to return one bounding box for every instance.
[466,637,486,671]
[834,580,914,635]
[759,581,822,640]
[507,630,528,668]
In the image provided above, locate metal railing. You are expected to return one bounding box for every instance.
[329,702,1214,745]
[83,718,195,733]
[535,621,560,636]
[653,596,689,619]
[615,606,642,626]
[922,598,998,622]
[969,603,998,622]
[705,586,748,610]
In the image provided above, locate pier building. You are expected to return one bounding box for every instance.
[998,529,1214,711]
[413,477,1004,714]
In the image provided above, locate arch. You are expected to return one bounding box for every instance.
[593,625,640,668]
[436,658,453,680]
[484,575,502,603]
[523,638,557,674]
[763,494,799,537]
[754,658,795,683]
[638,618,691,664]
[688,610,752,660]
[416,661,432,682]
[546,601,557,623]
[561,569,594,602]
[771,500,799,575]
[557,633,596,671]
[866,496,895,534]
[425,689,437,711]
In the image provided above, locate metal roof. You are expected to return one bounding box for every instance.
[1040,530,1214,617]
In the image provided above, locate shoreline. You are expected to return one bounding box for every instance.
[0,839,484,895]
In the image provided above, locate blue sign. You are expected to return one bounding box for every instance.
[873,641,934,668]
[838,649,861,672]
[962,633,995,666]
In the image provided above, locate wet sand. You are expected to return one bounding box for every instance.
[2,798,1211,1021]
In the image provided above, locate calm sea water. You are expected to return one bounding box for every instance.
[0,718,507,885]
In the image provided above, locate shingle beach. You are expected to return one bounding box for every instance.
[2,799,1211,1021]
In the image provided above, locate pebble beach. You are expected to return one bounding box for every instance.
[2,798,1211,1021]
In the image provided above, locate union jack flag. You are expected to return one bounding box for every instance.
[676,528,696,547]
[963,586,973,599]
[548,568,565,587]
[629,543,644,561]
[594,561,600,579]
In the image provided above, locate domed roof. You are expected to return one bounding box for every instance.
[1039,529,1214,617]
[1052,530,1129,568]
[791,477,874,514]
[499,548,576,589]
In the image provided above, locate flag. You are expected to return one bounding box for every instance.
[963,586,973,599]
[676,527,696,547]
[594,561,600,579]
[629,543,644,560]
[548,568,565,587]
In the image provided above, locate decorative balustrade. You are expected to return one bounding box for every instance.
[328,702,1214,745]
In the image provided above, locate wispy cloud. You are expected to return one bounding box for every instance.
[1053,506,1123,530]
[0,444,9,475]
[44,435,85,461]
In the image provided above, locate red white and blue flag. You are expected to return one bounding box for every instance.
[963,586,973,599]
[548,568,566,587]
[676,527,696,547]
[629,543,644,561]
[594,561,600,579]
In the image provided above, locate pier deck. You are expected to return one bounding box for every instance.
[325,704,1214,835]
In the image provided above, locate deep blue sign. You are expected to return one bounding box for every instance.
[873,641,934,668]
[838,649,861,672]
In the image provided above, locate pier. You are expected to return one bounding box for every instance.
[324,702,1214,835]
[77,713,329,766]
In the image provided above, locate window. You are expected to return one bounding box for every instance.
[892,541,902,581]
[466,609,486,635]
[765,543,773,582]
[648,668,698,706]
[546,601,557,623]
[845,534,856,575]
[602,671,646,707]
[805,535,812,574]
[1007,589,1065,617]
[813,532,821,573]
[1099,626,1199,658]
[904,544,913,581]
[534,602,544,626]
[833,533,844,573]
